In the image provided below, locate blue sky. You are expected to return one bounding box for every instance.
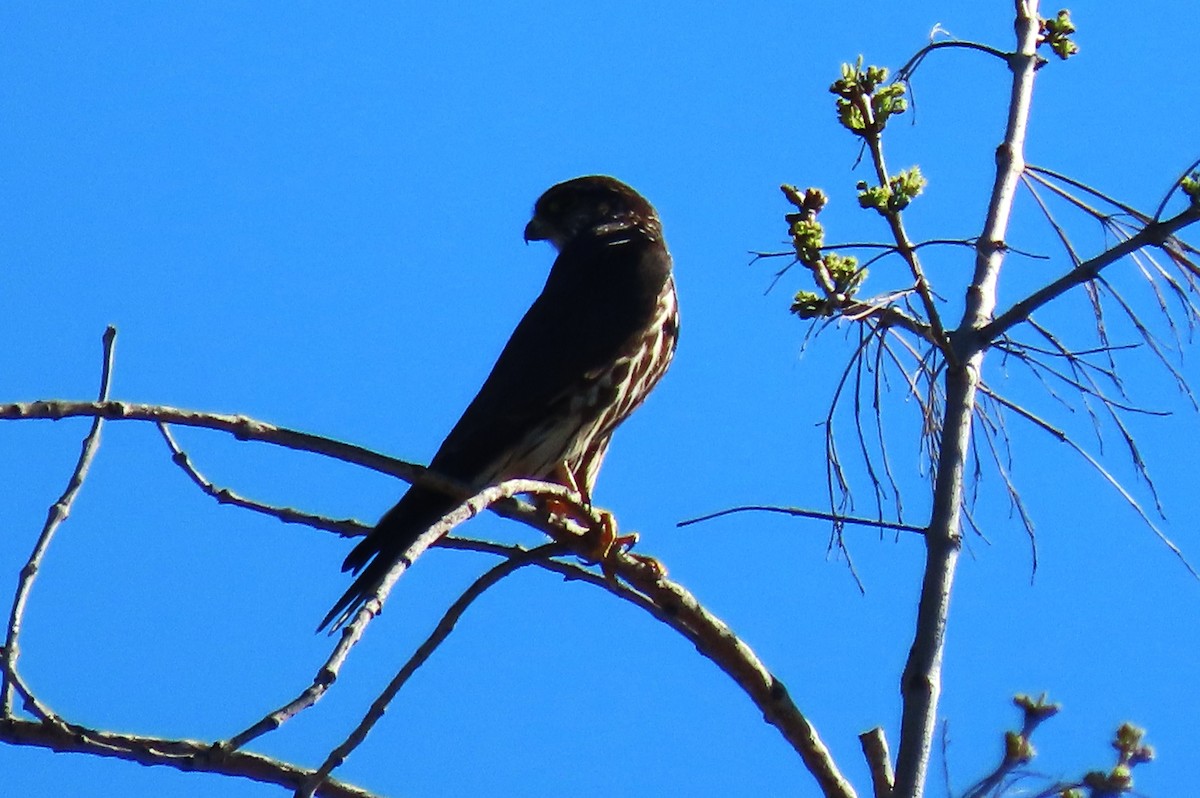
[2,2,1198,796]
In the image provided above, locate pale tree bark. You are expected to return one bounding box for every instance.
[892,3,1044,795]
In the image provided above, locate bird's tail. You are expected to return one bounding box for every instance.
[317,488,456,632]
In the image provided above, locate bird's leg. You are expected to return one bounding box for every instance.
[534,464,588,528]
[539,464,664,580]
[539,463,617,558]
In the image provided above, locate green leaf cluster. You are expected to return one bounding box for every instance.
[780,184,866,319]
[781,184,829,264]
[825,252,865,297]
[829,57,907,137]
[857,167,926,214]
[1040,9,1079,60]
[1076,723,1153,797]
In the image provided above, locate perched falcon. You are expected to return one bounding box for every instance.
[320,175,678,631]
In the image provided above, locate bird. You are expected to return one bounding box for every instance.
[320,175,679,631]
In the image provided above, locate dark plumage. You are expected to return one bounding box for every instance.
[320,175,678,631]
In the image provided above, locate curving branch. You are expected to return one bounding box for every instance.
[2,394,857,798]
[157,421,365,538]
[297,543,568,797]
[2,327,117,717]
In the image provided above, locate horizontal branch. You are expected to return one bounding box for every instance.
[0,399,572,540]
[839,298,935,344]
[0,717,377,798]
[679,504,926,535]
[0,399,423,484]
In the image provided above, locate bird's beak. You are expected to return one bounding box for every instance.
[523,216,550,244]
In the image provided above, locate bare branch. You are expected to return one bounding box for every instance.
[0,398,423,481]
[852,329,891,520]
[1025,163,1152,222]
[859,727,895,798]
[226,479,587,752]
[1094,274,1196,406]
[678,505,925,535]
[977,384,1198,579]
[893,5,1044,795]
[871,337,907,520]
[1021,173,1083,266]
[2,393,856,795]
[157,422,365,538]
[974,393,1037,570]
[1063,437,1198,578]
[298,543,567,798]
[3,327,117,718]
[613,558,858,798]
[0,399,556,540]
[981,205,1200,342]
[0,717,378,798]
[895,39,1012,84]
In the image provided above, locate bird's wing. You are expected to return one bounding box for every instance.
[318,235,669,632]
[428,235,667,478]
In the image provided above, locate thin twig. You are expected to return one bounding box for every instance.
[1152,155,1200,221]
[1021,174,1083,266]
[2,327,117,717]
[1025,164,1151,222]
[0,399,559,542]
[297,543,567,798]
[978,385,1198,578]
[157,422,365,538]
[981,205,1200,342]
[225,479,586,750]
[678,505,925,535]
[895,39,1012,83]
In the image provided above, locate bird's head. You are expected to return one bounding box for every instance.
[524,175,662,251]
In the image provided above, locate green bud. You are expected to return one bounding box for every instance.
[790,219,824,251]
[1003,731,1035,765]
[829,57,907,136]
[790,290,830,319]
[824,253,864,297]
[1181,172,1200,206]
[857,167,925,215]
[1040,9,1080,60]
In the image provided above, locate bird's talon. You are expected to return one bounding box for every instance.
[582,509,619,563]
